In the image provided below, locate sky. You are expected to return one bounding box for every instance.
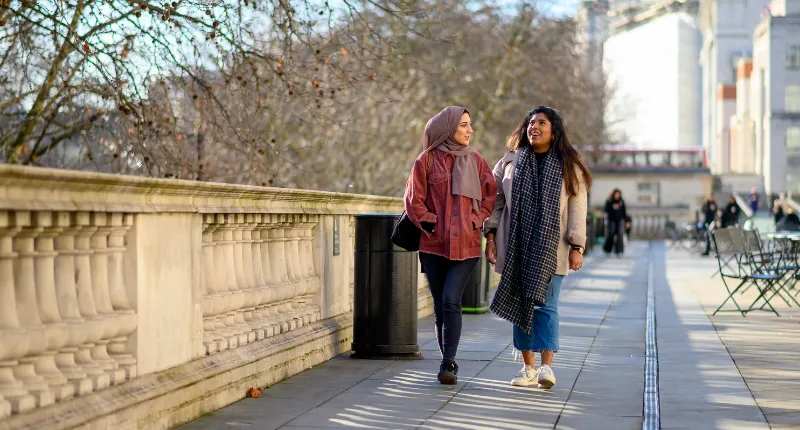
[537,0,582,17]
[493,0,582,16]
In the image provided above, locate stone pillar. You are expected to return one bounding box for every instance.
[0,211,36,413]
[52,212,94,396]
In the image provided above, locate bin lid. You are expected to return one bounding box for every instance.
[355,214,404,252]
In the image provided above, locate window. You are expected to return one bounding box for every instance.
[787,86,800,113]
[787,45,800,69]
[637,182,656,191]
[787,172,800,194]
[788,127,800,156]
[648,152,668,167]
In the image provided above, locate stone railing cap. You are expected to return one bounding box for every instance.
[0,165,403,215]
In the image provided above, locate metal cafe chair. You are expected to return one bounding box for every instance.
[711,227,781,316]
[742,229,800,309]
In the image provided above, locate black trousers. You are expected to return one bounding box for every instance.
[603,220,624,254]
[418,253,479,363]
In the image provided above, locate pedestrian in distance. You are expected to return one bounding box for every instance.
[721,195,740,228]
[484,106,591,389]
[747,188,759,216]
[403,106,497,385]
[603,188,627,257]
[701,196,718,256]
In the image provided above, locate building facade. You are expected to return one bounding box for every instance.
[701,0,800,195]
[697,0,768,174]
[752,1,800,194]
[576,0,610,84]
[603,1,702,149]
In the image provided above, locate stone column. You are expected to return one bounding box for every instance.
[201,215,223,354]
[72,212,112,391]
[249,214,273,338]
[106,213,137,380]
[212,215,239,349]
[11,211,56,408]
[88,213,126,386]
[257,215,280,337]
[220,215,249,346]
[0,211,36,413]
[238,214,262,341]
[31,212,75,401]
[268,214,296,332]
[52,212,94,396]
[284,215,307,326]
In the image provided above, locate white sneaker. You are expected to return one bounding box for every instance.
[511,365,536,387]
[537,364,556,389]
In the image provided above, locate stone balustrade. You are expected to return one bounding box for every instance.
[0,165,427,430]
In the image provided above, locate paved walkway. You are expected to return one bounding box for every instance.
[179,241,800,430]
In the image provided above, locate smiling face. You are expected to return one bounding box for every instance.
[453,112,472,145]
[527,112,553,153]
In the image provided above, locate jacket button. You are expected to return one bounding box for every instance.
[454,233,459,237]
[454,212,459,216]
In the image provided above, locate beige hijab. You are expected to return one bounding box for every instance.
[423,106,482,214]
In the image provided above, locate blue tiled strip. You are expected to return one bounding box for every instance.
[643,253,660,430]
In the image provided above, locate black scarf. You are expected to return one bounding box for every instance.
[490,145,563,334]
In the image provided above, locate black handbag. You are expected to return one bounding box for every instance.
[390,210,421,251]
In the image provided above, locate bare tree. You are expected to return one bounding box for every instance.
[1,0,613,198]
[0,0,431,165]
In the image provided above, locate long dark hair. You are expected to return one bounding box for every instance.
[506,106,592,196]
[609,188,622,201]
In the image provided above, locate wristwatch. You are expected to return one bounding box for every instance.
[571,245,584,255]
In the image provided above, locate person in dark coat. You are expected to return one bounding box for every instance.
[777,209,800,231]
[603,189,627,257]
[701,196,718,256]
[721,195,740,228]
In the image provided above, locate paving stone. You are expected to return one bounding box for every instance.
[179,242,800,429]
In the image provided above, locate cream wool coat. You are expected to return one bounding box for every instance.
[484,151,588,276]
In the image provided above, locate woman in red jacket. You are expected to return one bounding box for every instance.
[404,106,497,385]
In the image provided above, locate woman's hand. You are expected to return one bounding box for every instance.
[569,250,583,271]
[486,239,497,265]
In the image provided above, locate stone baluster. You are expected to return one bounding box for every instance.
[31,212,76,401]
[291,215,314,325]
[0,211,36,413]
[220,215,249,346]
[238,214,262,341]
[250,214,276,338]
[10,211,56,408]
[267,215,296,332]
[52,212,94,396]
[231,214,257,344]
[286,215,305,295]
[349,216,355,312]
[88,213,126,386]
[212,215,240,349]
[300,215,321,323]
[72,213,112,391]
[256,215,279,337]
[201,216,223,354]
[106,213,137,380]
[0,394,9,419]
[282,215,305,327]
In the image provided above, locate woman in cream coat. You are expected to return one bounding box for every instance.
[484,106,590,389]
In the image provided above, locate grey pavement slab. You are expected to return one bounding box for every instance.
[178,241,800,429]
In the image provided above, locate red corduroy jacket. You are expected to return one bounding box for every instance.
[403,149,497,261]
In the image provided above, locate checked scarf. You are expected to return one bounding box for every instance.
[489,145,563,334]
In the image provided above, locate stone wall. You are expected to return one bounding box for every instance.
[0,165,430,430]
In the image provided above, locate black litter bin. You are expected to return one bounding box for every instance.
[462,238,490,313]
[351,214,421,359]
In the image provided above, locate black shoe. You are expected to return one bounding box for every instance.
[701,251,710,256]
[438,361,458,385]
